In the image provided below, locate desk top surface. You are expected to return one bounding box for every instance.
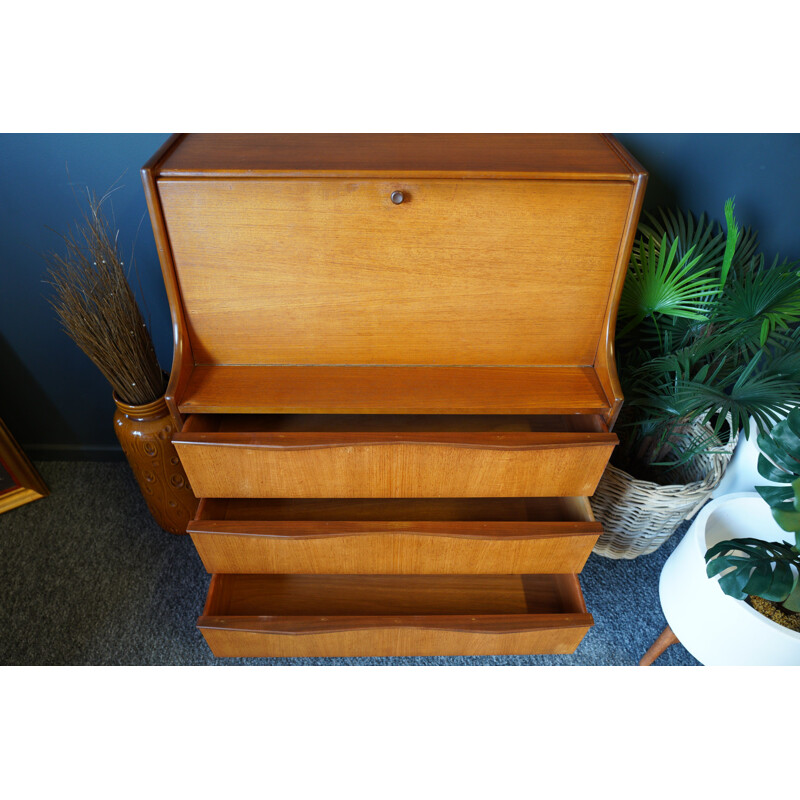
[152,133,643,179]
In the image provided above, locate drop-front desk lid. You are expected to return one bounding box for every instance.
[143,134,647,422]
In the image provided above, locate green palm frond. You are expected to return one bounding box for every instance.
[637,208,725,267]
[618,314,696,361]
[712,255,800,347]
[617,197,800,477]
[637,204,760,278]
[728,226,761,279]
[618,234,720,339]
[719,198,740,289]
[621,348,800,465]
[683,370,798,439]
[762,327,800,375]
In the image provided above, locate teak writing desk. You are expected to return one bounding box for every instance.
[142,133,647,658]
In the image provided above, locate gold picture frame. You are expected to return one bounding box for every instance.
[0,417,48,514]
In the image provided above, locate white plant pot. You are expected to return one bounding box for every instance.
[712,415,785,498]
[659,492,800,665]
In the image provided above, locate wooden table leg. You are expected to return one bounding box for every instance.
[639,625,680,665]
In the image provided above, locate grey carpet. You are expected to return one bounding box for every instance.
[0,461,700,665]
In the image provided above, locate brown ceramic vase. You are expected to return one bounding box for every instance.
[113,393,197,535]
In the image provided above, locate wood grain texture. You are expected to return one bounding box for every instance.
[189,496,601,574]
[202,573,586,615]
[178,364,611,415]
[639,625,680,666]
[190,529,600,575]
[200,625,592,657]
[195,496,593,522]
[198,572,592,656]
[157,133,636,179]
[0,417,49,514]
[182,412,608,434]
[174,425,616,498]
[158,178,632,367]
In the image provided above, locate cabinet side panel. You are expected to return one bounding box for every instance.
[141,136,194,425]
[594,136,648,427]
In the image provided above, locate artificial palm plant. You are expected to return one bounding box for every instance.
[613,198,800,481]
[593,198,800,559]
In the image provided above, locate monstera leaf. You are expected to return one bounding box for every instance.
[704,408,800,613]
[756,407,800,533]
[705,538,800,612]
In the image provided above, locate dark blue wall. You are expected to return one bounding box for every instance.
[0,134,170,458]
[1,133,799,458]
[614,134,800,259]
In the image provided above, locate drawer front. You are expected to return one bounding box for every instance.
[158,177,632,367]
[200,625,591,658]
[191,526,601,575]
[198,574,593,658]
[189,497,601,574]
[174,435,616,498]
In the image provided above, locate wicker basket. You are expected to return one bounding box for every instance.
[591,422,738,559]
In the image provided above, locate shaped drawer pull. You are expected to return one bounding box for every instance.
[390,190,404,204]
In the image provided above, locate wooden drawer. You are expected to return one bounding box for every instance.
[173,414,617,498]
[189,497,601,574]
[198,573,593,657]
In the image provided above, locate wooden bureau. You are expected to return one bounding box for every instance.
[142,133,647,658]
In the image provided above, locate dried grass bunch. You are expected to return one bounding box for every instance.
[45,190,165,406]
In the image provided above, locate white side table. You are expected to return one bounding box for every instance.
[641,493,800,666]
